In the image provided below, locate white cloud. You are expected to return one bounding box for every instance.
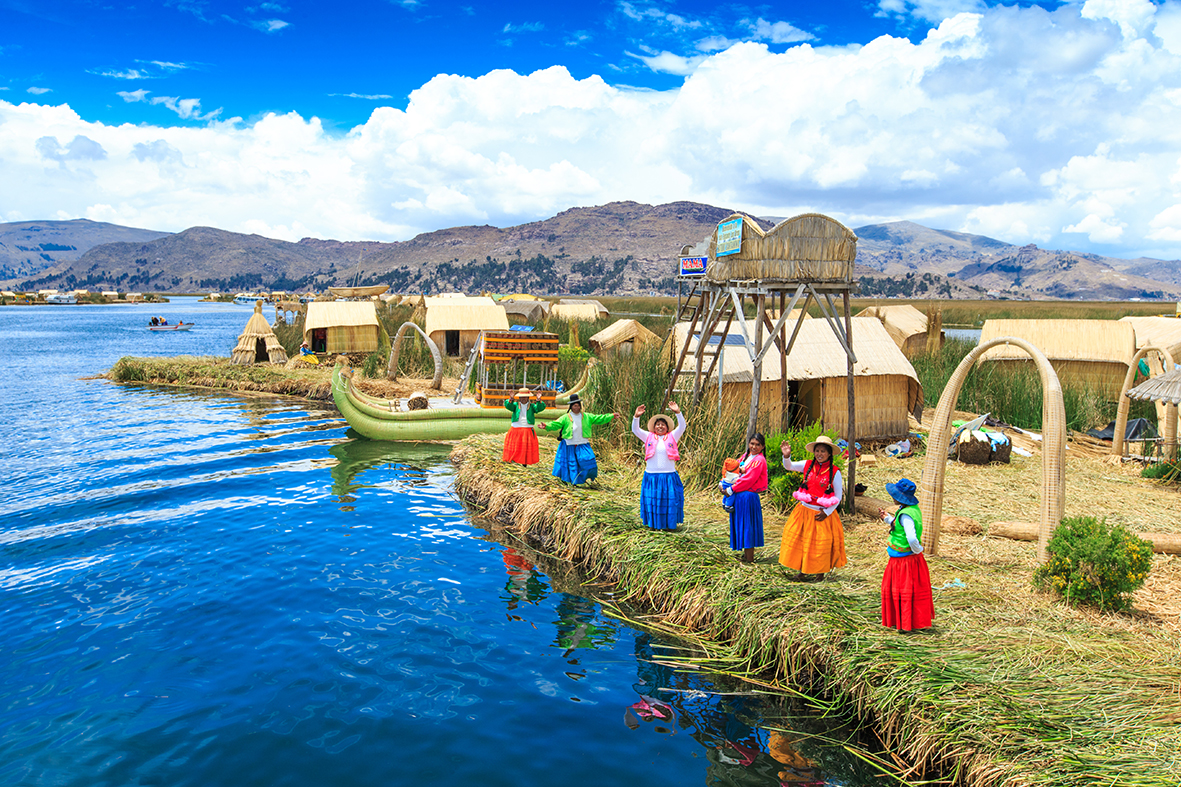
[117,89,151,102]
[8,4,1181,259]
[27,87,52,95]
[502,21,543,34]
[329,93,395,100]
[90,69,153,80]
[145,60,193,72]
[252,19,290,33]
[878,0,984,24]
[745,18,814,45]
[627,50,706,75]
[618,2,702,30]
[116,89,220,120]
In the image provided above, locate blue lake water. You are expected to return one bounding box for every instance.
[0,298,878,786]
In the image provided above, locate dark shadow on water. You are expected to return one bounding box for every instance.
[328,435,454,507]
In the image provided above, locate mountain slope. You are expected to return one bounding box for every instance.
[0,219,170,282]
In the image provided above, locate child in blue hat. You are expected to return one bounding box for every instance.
[878,478,934,632]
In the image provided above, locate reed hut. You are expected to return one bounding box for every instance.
[705,213,857,283]
[501,299,548,322]
[232,301,289,365]
[551,303,601,321]
[858,304,939,356]
[555,299,609,318]
[1120,316,1181,363]
[589,319,660,356]
[669,317,921,440]
[303,301,381,354]
[979,319,1135,400]
[423,296,509,357]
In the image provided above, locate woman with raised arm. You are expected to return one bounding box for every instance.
[502,388,545,466]
[723,433,768,564]
[631,402,686,531]
[779,435,846,581]
[538,393,618,485]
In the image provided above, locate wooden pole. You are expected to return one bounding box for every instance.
[843,289,856,516]
[746,292,765,443]
[779,290,788,432]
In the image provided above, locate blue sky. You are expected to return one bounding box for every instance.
[5,0,1181,260]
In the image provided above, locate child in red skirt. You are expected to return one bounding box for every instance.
[503,388,545,465]
[878,478,934,632]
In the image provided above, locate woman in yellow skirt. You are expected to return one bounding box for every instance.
[779,435,846,581]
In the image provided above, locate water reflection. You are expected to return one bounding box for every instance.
[327,435,451,508]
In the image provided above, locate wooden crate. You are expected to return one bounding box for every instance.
[480,331,560,365]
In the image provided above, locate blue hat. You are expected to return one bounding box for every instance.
[885,478,919,507]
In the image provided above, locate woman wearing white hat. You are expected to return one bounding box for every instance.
[503,388,545,465]
[631,402,686,531]
[779,435,846,581]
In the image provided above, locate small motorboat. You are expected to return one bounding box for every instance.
[148,321,194,331]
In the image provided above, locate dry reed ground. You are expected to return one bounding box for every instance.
[453,431,1181,787]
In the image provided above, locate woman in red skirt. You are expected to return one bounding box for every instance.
[878,478,934,632]
[503,388,545,465]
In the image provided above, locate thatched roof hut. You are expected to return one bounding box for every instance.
[979,319,1135,399]
[304,301,381,354]
[501,299,548,322]
[589,319,660,355]
[423,296,509,357]
[1126,368,1181,405]
[858,304,937,356]
[670,317,922,440]
[231,301,289,365]
[1120,316,1181,362]
[704,213,857,283]
[555,299,608,319]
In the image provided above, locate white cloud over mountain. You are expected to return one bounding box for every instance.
[5,1,1181,259]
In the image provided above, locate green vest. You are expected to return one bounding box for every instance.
[504,399,545,425]
[888,504,923,553]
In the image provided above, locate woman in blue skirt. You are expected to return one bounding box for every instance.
[631,402,686,531]
[722,433,768,563]
[538,394,618,485]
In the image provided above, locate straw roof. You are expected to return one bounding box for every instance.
[671,316,919,385]
[305,300,379,332]
[423,296,508,335]
[231,301,289,365]
[501,299,548,322]
[550,303,600,321]
[979,319,1135,364]
[1126,369,1181,405]
[589,319,660,353]
[500,293,545,301]
[705,213,857,283]
[1120,316,1181,361]
[557,298,608,317]
[858,304,928,346]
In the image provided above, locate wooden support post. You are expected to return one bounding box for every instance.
[843,289,856,516]
[746,293,765,443]
[779,291,788,432]
[662,288,707,409]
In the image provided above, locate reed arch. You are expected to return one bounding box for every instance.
[1111,345,1178,461]
[919,337,1066,563]
[387,321,443,390]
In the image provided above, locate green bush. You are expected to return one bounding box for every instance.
[1141,460,1181,485]
[1033,516,1154,613]
[361,352,384,379]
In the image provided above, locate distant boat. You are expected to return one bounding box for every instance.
[45,293,77,304]
[148,322,194,332]
[233,293,261,305]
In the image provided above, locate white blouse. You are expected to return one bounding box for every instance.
[566,412,588,446]
[632,413,687,474]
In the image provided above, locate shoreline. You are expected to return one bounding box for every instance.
[450,433,1181,787]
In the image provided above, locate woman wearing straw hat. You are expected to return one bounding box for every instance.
[631,402,686,531]
[723,432,769,564]
[878,478,934,632]
[779,435,846,581]
[503,388,546,465]
[538,393,619,485]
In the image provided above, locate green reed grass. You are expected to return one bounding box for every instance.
[108,356,334,399]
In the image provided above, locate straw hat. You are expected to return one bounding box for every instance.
[805,435,836,453]
[886,478,919,507]
[647,413,673,433]
[515,387,532,399]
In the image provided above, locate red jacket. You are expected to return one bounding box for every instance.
[729,453,768,494]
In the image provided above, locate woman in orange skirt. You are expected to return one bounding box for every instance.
[779,435,846,581]
[503,388,545,465]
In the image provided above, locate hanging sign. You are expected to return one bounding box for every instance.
[716,218,743,257]
[679,256,707,276]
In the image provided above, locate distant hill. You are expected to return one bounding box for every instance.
[9,206,1181,300]
[0,219,170,283]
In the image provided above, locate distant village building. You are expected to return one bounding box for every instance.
[423,296,509,357]
[231,301,289,365]
[554,299,608,320]
[979,319,1135,400]
[858,304,941,357]
[589,319,660,356]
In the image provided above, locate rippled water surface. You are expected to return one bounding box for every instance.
[1,299,874,786]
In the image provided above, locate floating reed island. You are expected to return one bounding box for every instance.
[450,432,1181,787]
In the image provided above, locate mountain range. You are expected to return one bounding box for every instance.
[5,203,1181,300]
